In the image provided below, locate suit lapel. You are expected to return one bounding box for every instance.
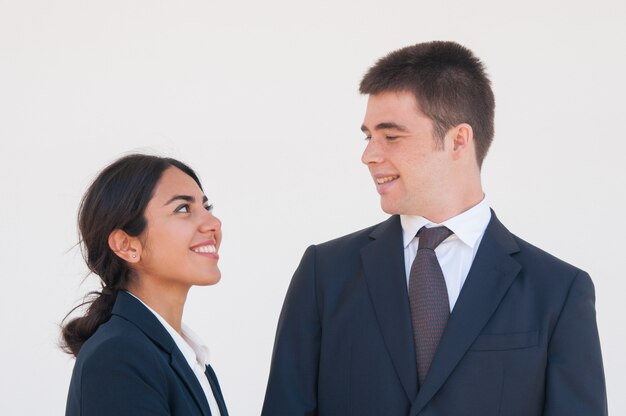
[410,213,521,415]
[206,364,229,416]
[361,216,418,401]
[112,292,211,416]
[170,352,212,416]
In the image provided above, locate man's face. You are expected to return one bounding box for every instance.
[361,91,451,216]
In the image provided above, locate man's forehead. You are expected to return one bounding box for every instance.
[362,92,424,129]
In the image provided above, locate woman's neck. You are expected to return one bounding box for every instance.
[126,281,189,334]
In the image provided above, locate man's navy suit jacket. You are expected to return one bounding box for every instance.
[262,212,607,415]
[66,291,228,416]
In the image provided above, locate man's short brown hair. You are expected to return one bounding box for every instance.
[360,41,495,167]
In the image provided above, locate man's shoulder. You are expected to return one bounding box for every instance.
[315,216,397,251]
[488,212,585,276]
[512,233,586,279]
[485,215,587,294]
[475,213,591,297]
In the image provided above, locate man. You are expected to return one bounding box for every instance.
[262,41,607,416]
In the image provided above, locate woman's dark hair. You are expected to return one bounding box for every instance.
[61,154,202,357]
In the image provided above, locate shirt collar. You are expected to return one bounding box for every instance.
[400,196,491,249]
[126,291,211,367]
[181,323,211,366]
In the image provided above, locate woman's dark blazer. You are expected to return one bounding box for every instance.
[65,291,228,416]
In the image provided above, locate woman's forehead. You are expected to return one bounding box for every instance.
[151,167,204,202]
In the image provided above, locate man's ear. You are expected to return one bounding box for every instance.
[108,229,141,264]
[450,123,474,159]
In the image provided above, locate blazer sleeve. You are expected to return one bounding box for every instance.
[66,335,170,416]
[543,270,608,416]
[262,245,321,416]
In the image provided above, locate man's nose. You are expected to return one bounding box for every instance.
[361,138,383,165]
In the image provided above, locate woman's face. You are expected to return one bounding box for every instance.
[136,166,222,291]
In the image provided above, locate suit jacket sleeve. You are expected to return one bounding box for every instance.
[262,245,321,416]
[543,270,608,416]
[66,335,170,416]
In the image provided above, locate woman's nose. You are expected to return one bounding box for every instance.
[199,211,221,233]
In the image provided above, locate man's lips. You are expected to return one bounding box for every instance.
[374,175,399,184]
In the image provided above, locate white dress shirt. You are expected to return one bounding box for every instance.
[127,292,221,416]
[400,197,491,312]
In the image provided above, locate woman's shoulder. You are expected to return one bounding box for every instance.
[67,316,173,414]
[75,314,167,372]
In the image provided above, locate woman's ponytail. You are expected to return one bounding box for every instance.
[61,287,118,356]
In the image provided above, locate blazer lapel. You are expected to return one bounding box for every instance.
[205,364,229,416]
[112,292,211,416]
[409,213,522,415]
[170,352,212,416]
[361,216,418,401]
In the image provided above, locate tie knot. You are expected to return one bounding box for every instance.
[417,226,453,250]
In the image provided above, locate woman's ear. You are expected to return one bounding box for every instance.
[108,229,141,263]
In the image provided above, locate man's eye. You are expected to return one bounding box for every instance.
[385,136,399,141]
[204,204,214,212]
[174,204,190,213]
[364,136,372,141]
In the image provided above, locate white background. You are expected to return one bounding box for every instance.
[1,0,624,414]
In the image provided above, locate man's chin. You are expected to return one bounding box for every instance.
[380,200,401,215]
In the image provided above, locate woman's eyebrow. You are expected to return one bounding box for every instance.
[164,195,194,205]
[164,194,209,205]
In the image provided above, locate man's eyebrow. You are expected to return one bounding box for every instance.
[164,195,209,205]
[361,122,409,133]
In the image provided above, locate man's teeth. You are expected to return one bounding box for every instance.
[376,176,398,184]
[193,245,216,254]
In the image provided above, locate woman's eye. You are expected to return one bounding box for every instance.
[204,204,214,212]
[174,204,190,213]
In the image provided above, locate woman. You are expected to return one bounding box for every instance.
[62,154,228,416]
